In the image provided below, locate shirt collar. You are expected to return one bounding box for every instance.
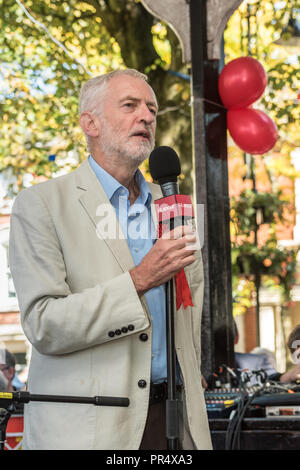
[88,154,152,207]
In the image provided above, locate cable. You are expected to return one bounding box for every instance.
[231,384,267,450]
[225,369,249,450]
[224,368,268,450]
[225,395,245,450]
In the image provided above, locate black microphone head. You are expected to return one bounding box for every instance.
[149,146,181,185]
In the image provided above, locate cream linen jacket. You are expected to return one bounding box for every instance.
[9,158,212,450]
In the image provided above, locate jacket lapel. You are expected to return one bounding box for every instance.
[74,159,163,273]
[74,159,135,273]
[148,182,162,232]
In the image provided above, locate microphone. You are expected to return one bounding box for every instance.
[149,145,199,311]
[149,146,197,242]
[149,146,181,197]
[149,146,196,449]
[149,146,198,450]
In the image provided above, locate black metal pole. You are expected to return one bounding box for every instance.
[189,0,234,376]
[251,155,261,347]
[0,391,129,408]
[165,278,179,450]
[255,272,261,346]
[0,408,12,451]
[0,391,129,451]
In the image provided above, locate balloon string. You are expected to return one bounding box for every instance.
[200,98,227,110]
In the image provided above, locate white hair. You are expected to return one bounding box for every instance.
[78,68,149,116]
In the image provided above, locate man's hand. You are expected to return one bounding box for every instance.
[280,363,300,383]
[130,225,197,296]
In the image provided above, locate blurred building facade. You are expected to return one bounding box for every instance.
[0,208,30,379]
[231,148,300,373]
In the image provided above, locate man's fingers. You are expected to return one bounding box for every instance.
[180,253,196,268]
[161,225,195,240]
[159,225,198,254]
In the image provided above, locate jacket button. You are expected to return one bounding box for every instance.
[138,380,147,388]
[108,331,115,338]
[139,333,148,342]
[128,324,135,331]
[121,327,128,333]
[115,329,122,335]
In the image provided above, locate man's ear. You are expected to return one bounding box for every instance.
[79,112,100,138]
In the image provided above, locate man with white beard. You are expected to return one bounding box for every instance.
[9,69,212,450]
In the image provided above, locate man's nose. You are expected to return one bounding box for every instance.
[138,103,156,125]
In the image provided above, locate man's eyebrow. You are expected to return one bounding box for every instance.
[119,95,158,108]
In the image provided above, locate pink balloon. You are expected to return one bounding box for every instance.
[227,108,278,154]
[218,57,267,109]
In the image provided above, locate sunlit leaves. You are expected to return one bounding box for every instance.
[225,0,300,148]
[0,0,122,190]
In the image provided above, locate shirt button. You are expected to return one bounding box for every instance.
[138,380,147,388]
[115,329,122,336]
[121,327,128,333]
[108,331,115,338]
[128,324,135,331]
[139,333,148,342]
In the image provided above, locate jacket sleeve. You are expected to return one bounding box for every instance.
[9,188,149,355]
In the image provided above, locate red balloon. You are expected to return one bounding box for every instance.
[218,57,267,109]
[227,108,278,154]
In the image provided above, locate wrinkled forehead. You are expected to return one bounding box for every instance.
[104,74,158,107]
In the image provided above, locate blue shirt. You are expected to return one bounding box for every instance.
[88,155,167,383]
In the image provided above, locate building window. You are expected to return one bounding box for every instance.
[5,243,16,298]
[0,230,18,310]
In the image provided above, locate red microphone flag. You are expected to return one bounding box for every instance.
[154,194,195,310]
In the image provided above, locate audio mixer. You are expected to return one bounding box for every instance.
[205,388,244,418]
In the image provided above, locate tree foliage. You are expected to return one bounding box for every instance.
[0,0,192,196]
[225,0,300,153]
[0,0,299,199]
